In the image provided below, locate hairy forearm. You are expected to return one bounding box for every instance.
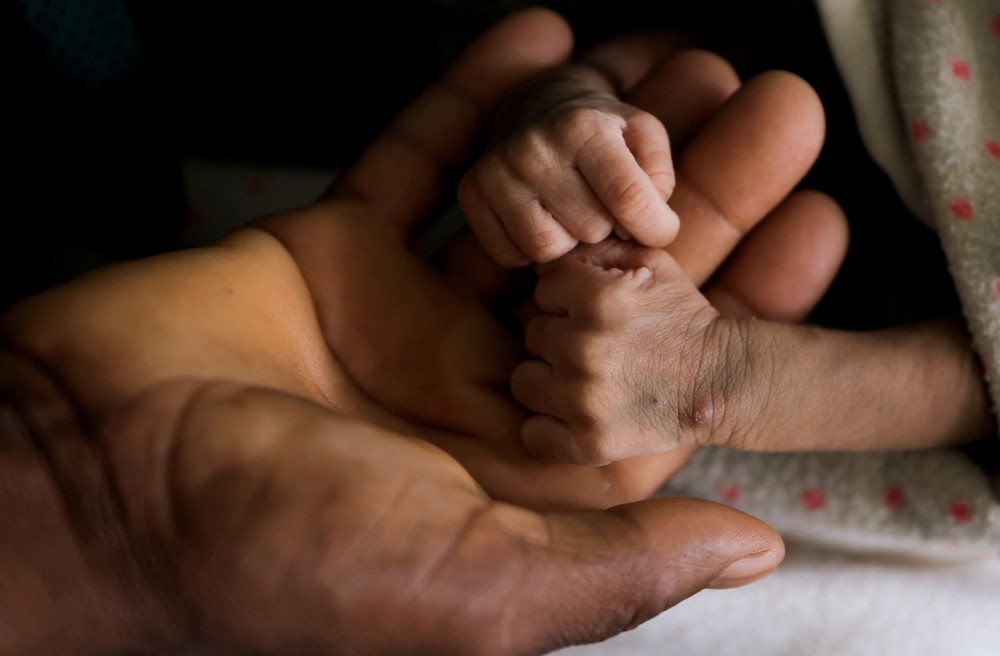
[0,347,177,654]
[716,318,995,452]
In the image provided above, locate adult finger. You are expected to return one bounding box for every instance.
[488,497,783,653]
[115,380,782,654]
[665,71,826,285]
[434,230,530,301]
[457,172,533,267]
[330,8,574,235]
[626,48,741,150]
[705,190,849,321]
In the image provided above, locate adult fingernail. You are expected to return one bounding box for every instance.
[708,551,779,590]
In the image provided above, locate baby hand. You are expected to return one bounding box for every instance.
[458,82,679,267]
[511,240,741,464]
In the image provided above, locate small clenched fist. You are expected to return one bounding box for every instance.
[458,76,680,267]
[511,239,748,465]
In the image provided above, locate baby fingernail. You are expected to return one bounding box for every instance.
[708,551,779,590]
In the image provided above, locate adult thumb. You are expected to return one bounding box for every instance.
[486,496,783,654]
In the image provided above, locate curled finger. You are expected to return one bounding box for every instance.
[457,170,530,267]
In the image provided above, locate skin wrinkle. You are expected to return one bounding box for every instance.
[365,475,472,598]
[0,346,98,541]
[245,222,401,419]
[0,348,184,650]
[673,169,744,243]
[670,305,722,441]
[563,170,615,242]
[157,380,259,643]
[409,503,529,654]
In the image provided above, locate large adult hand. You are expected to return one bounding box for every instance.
[1,10,788,654]
[272,39,847,509]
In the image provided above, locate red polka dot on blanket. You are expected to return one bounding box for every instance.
[801,488,825,511]
[950,501,973,524]
[952,58,971,80]
[950,197,974,220]
[986,139,1000,159]
[910,118,930,141]
[718,484,741,504]
[884,486,907,509]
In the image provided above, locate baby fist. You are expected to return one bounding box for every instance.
[512,240,739,464]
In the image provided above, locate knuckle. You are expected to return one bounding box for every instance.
[551,106,603,141]
[587,283,627,323]
[563,334,608,373]
[521,226,573,263]
[605,177,654,219]
[574,213,615,244]
[652,166,676,201]
[570,424,616,465]
[503,135,535,166]
[630,109,667,136]
[502,133,552,181]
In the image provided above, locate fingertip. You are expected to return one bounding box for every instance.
[747,70,826,165]
[708,550,782,590]
[798,189,850,254]
[450,7,574,106]
[660,203,681,246]
[516,496,784,651]
[620,201,680,249]
[623,497,785,591]
[518,227,578,265]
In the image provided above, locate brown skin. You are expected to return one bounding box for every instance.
[0,9,856,654]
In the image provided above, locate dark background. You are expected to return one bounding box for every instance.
[2,0,961,328]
